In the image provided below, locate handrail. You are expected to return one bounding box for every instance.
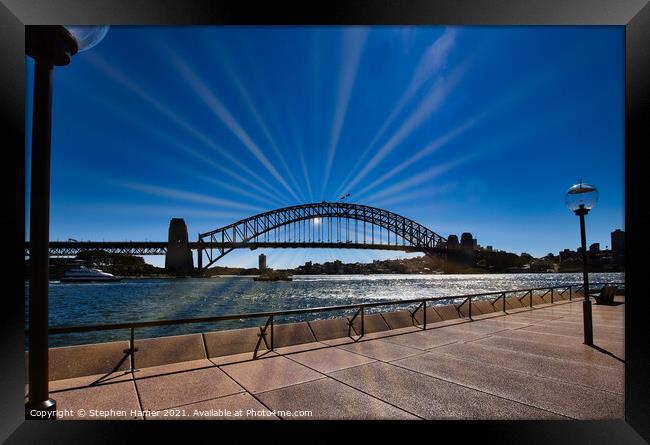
[39,281,624,336]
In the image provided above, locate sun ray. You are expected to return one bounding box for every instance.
[350,59,562,199]
[114,181,264,213]
[84,53,287,201]
[340,65,465,196]
[201,30,306,202]
[160,45,304,204]
[321,27,369,198]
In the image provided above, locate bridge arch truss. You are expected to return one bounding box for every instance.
[197,202,447,271]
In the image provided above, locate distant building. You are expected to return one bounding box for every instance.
[460,232,474,250]
[486,246,493,251]
[611,229,625,255]
[472,238,478,248]
[577,247,583,255]
[559,249,576,262]
[447,235,459,248]
[258,254,267,271]
[589,243,600,254]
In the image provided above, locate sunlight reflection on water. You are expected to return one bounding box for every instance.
[25,272,623,346]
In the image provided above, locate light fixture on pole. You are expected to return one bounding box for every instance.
[25,25,108,420]
[565,180,598,346]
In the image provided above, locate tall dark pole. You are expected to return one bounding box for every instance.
[26,58,57,419]
[25,25,78,420]
[577,206,593,345]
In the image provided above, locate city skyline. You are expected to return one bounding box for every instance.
[25,26,624,269]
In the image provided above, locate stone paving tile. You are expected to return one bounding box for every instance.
[432,341,624,395]
[504,312,568,323]
[474,335,624,369]
[336,338,424,362]
[361,326,421,339]
[286,346,376,373]
[257,377,417,420]
[274,341,329,355]
[133,359,214,379]
[135,366,244,410]
[485,328,625,359]
[378,329,472,350]
[220,355,324,394]
[393,352,623,419]
[147,393,279,420]
[522,323,625,342]
[430,321,513,336]
[54,381,142,420]
[329,361,562,420]
[209,350,278,366]
[48,370,133,393]
[559,318,625,328]
[469,317,531,330]
[320,336,359,346]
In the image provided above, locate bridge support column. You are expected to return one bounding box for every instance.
[197,240,203,276]
[165,218,194,276]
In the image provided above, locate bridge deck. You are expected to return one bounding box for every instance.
[37,297,624,420]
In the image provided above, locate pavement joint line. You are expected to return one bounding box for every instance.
[150,388,249,412]
[247,375,330,396]
[212,364,284,420]
[48,372,134,394]
[424,345,625,397]
[130,362,220,382]
[470,340,624,371]
[387,357,574,420]
[217,357,329,396]
[330,340,427,363]
[280,354,424,420]
[469,334,625,371]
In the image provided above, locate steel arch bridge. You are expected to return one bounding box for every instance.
[197,202,447,271]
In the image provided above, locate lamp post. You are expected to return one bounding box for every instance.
[25,25,108,420]
[565,180,599,346]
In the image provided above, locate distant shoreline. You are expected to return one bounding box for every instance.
[35,270,625,283]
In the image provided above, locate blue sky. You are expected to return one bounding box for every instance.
[25,26,624,269]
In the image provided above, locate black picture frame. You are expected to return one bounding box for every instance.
[1,0,648,443]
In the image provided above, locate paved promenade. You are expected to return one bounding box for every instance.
[40,296,624,420]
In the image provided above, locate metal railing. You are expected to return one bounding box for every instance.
[38,281,624,360]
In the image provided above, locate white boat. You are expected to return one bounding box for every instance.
[60,266,121,283]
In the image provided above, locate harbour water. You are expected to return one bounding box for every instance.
[26,272,624,347]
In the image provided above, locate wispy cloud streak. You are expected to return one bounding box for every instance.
[201,33,305,202]
[336,28,458,196]
[85,54,285,200]
[351,60,559,199]
[115,181,263,212]
[161,47,303,204]
[342,67,464,195]
[321,27,369,196]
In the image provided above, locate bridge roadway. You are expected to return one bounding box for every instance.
[26,241,438,257]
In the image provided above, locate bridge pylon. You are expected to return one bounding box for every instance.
[164,218,194,276]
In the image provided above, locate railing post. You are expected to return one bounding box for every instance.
[551,288,554,304]
[468,296,472,321]
[129,327,136,371]
[530,290,533,308]
[361,307,365,338]
[423,300,427,330]
[502,293,506,313]
[270,315,274,351]
[569,285,572,301]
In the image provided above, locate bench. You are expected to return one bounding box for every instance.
[591,285,618,305]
